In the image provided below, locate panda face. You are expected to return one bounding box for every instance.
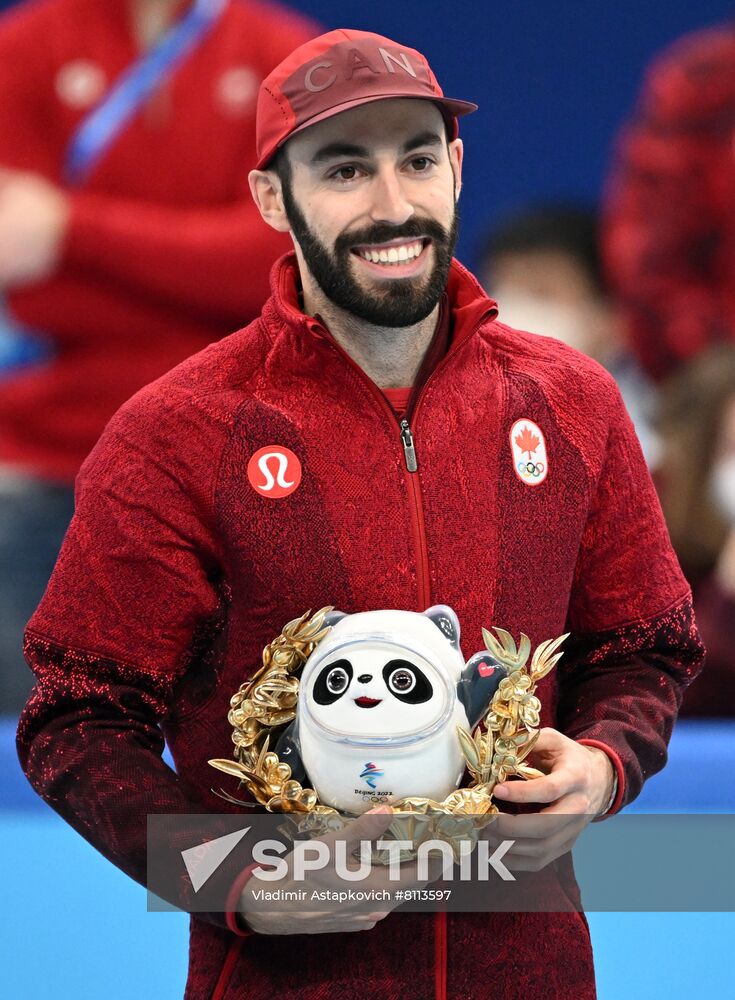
[304,643,448,740]
[313,658,433,707]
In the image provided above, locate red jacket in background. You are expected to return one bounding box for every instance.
[17,254,704,999]
[603,22,735,382]
[0,0,318,481]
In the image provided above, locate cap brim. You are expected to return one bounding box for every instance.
[257,93,478,169]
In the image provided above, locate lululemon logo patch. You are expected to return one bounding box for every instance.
[510,418,548,486]
[247,445,302,498]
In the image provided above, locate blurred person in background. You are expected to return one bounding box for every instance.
[0,0,317,713]
[479,203,660,467]
[604,21,735,383]
[656,344,735,717]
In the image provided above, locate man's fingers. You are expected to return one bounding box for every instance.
[493,769,577,804]
[536,795,590,817]
[490,819,586,858]
[500,834,579,873]
[340,806,395,848]
[488,796,589,840]
[256,911,387,935]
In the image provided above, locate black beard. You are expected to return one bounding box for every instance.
[281,181,459,328]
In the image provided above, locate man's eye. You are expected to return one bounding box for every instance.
[331,165,359,181]
[410,157,433,171]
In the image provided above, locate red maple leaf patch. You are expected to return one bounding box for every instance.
[515,425,540,457]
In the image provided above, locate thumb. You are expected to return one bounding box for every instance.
[342,805,394,847]
[532,727,567,753]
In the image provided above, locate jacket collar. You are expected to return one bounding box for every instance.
[265,252,498,352]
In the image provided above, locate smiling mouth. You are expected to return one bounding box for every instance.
[354,696,382,708]
[351,237,430,266]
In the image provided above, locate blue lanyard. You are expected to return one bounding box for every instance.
[64,0,227,186]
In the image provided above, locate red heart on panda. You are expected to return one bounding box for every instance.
[478,663,496,677]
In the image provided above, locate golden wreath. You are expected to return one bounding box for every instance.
[209,608,567,858]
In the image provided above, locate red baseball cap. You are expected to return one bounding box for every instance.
[254,28,478,169]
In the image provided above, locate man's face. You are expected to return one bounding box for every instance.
[275,99,462,327]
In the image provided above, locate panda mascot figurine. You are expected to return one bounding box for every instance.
[275,605,508,815]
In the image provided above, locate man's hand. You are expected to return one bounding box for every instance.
[0,169,69,287]
[486,727,616,872]
[239,806,444,935]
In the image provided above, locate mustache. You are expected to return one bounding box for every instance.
[335,217,451,254]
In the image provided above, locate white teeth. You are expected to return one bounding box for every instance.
[359,241,425,265]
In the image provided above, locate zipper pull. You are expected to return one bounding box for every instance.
[399,419,418,472]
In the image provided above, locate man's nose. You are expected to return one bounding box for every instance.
[368,169,414,226]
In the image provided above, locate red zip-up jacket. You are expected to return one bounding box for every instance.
[0,0,317,482]
[17,254,704,999]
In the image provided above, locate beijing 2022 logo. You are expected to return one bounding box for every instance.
[359,762,384,789]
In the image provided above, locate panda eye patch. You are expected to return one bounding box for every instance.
[382,659,432,704]
[313,659,353,705]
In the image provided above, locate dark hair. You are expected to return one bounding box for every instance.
[480,203,604,295]
[269,145,292,188]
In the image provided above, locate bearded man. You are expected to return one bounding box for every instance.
[17,28,703,1000]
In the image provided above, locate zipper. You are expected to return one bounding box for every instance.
[435,910,448,1000]
[399,419,417,472]
[311,320,488,1000]
[314,330,436,605]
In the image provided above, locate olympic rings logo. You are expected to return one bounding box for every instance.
[510,418,549,486]
[517,460,545,478]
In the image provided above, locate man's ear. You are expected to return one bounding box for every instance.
[248,169,291,233]
[448,138,463,201]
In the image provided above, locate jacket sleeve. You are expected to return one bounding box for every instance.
[15,388,248,927]
[556,382,705,811]
[602,30,734,381]
[0,1,317,329]
[59,191,292,324]
[53,4,319,323]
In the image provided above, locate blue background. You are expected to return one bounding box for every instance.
[1,0,734,997]
[287,0,735,264]
[3,0,735,264]
[3,719,734,999]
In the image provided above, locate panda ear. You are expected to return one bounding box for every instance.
[458,651,508,727]
[323,609,347,629]
[422,605,461,649]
